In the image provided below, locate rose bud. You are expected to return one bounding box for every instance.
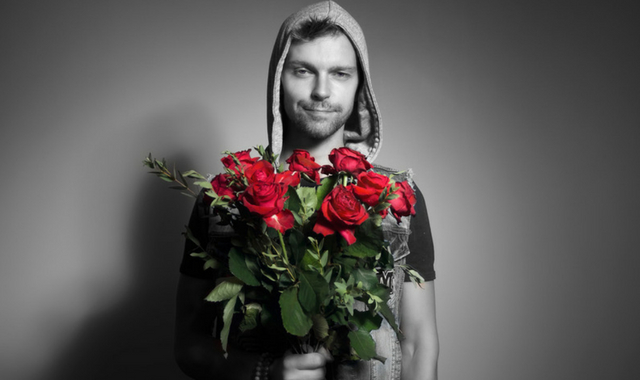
[286,149,322,184]
[328,147,372,176]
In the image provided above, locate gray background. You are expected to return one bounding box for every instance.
[1,0,638,379]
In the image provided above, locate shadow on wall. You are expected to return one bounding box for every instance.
[48,106,222,379]
[49,164,193,380]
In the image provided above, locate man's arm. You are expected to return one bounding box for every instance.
[400,281,439,380]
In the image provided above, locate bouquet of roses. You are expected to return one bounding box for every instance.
[144,146,423,363]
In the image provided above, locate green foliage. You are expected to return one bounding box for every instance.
[142,153,201,198]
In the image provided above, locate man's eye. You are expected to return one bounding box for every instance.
[334,72,351,79]
[294,68,310,76]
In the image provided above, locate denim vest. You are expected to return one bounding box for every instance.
[206,165,414,380]
[331,165,413,380]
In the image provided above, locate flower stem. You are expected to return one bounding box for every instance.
[278,231,296,281]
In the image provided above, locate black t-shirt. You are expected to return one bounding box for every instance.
[180,186,435,282]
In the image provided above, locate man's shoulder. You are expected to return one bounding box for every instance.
[372,163,415,187]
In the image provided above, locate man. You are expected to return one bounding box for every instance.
[175,2,438,379]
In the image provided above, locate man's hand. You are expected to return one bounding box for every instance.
[271,347,333,380]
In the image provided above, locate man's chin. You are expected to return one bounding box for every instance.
[300,123,343,139]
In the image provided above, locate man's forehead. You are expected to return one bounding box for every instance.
[285,34,358,67]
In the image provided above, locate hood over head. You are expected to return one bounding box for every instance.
[267,1,382,163]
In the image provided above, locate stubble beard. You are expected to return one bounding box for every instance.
[288,101,352,140]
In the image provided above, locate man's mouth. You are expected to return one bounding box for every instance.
[305,109,332,113]
[300,102,340,113]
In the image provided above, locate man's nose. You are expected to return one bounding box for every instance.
[311,75,330,101]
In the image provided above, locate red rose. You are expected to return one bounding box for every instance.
[353,171,391,207]
[221,149,259,175]
[313,185,369,245]
[286,149,322,184]
[240,181,293,233]
[389,181,417,223]
[275,170,301,188]
[328,147,372,176]
[240,182,287,218]
[208,173,237,202]
[244,159,275,184]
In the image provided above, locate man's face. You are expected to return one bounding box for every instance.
[281,33,359,140]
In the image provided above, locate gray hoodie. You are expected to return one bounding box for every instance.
[267,1,383,164]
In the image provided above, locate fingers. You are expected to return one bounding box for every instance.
[280,352,328,380]
[316,346,334,363]
[283,352,327,369]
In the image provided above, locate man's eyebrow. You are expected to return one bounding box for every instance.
[330,65,358,73]
[284,60,357,72]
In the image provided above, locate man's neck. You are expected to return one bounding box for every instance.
[280,125,345,166]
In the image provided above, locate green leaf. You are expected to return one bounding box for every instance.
[351,310,383,332]
[296,186,317,217]
[348,329,380,361]
[300,249,322,272]
[183,170,206,180]
[319,249,329,267]
[298,270,328,314]
[203,258,219,270]
[398,264,426,284]
[311,314,329,340]
[244,255,262,281]
[343,218,384,258]
[228,247,261,286]
[377,302,403,340]
[334,256,357,275]
[284,186,302,214]
[316,176,337,205]
[239,303,261,332]
[178,170,188,187]
[204,277,243,302]
[279,287,313,336]
[352,268,380,290]
[376,246,394,271]
[287,229,306,265]
[220,295,239,354]
[194,180,213,190]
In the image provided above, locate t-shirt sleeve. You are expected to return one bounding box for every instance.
[405,185,436,282]
[179,192,215,279]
